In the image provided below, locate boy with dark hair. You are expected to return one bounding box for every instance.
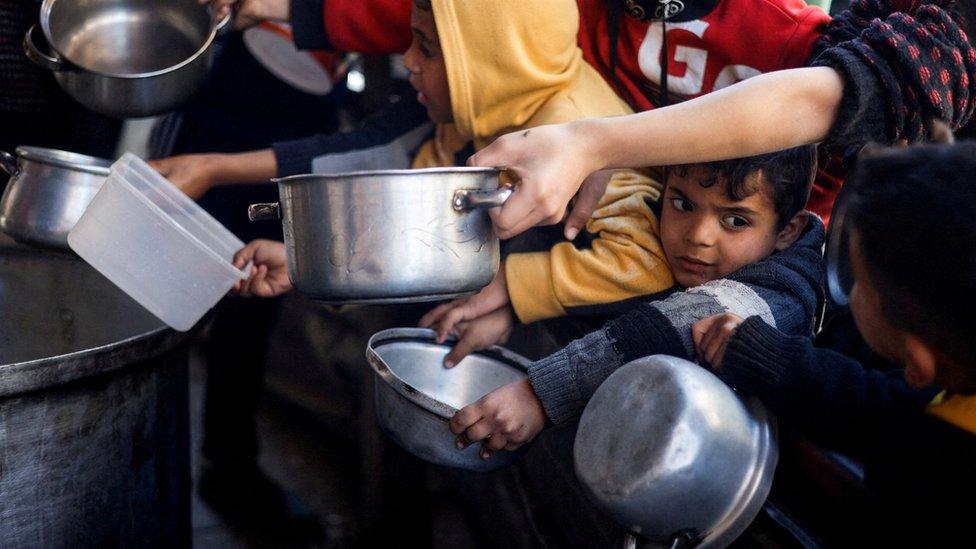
[693,142,976,544]
[444,144,823,457]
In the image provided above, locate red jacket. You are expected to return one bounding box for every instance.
[320,0,829,108]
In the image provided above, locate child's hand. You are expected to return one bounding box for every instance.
[692,313,745,370]
[450,378,546,460]
[436,306,516,368]
[149,154,224,200]
[232,239,293,298]
[419,264,510,344]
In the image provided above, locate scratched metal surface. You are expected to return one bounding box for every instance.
[276,169,501,303]
[0,235,190,546]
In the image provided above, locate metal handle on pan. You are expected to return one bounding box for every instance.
[0,150,18,177]
[23,25,68,72]
[452,187,513,211]
[247,202,280,221]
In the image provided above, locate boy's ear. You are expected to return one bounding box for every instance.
[903,334,939,389]
[773,211,809,251]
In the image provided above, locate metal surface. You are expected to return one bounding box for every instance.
[26,0,228,117]
[574,355,778,548]
[825,184,854,307]
[366,328,528,471]
[265,167,506,303]
[0,146,110,249]
[0,234,190,545]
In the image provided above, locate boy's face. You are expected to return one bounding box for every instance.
[660,168,801,287]
[403,4,453,123]
[848,231,934,388]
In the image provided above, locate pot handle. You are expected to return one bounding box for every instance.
[248,202,280,222]
[452,187,513,211]
[23,25,67,72]
[0,150,18,177]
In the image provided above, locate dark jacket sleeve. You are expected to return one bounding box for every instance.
[810,0,976,145]
[720,316,936,455]
[529,215,827,425]
[272,97,430,176]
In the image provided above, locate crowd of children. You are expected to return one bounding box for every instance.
[195,0,976,544]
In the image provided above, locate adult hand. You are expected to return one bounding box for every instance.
[469,121,602,240]
[232,239,293,297]
[201,0,289,30]
[691,313,745,370]
[450,378,547,459]
[148,153,225,200]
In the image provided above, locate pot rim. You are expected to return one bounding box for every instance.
[365,327,529,419]
[39,0,226,79]
[273,166,503,185]
[16,146,112,176]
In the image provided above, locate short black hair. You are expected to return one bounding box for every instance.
[414,0,432,10]
[667,145,817,230]
[847,141,976,382]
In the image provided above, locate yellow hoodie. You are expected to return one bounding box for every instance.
[413,0,673,323]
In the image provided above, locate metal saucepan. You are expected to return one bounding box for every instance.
[0,147,111,249]
[366,328,529,472]
[574,355,778,548]
[249,167,511,304]
[24,0,229,118]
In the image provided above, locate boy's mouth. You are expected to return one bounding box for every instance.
[676,256,712,274]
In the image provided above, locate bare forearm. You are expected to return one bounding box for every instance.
[211,149,278,186]
[580,67,845,170]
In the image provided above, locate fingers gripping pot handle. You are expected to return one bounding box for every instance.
[248,202,280,221]
[452,187,513,211]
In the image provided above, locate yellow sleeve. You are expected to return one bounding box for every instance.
[506,169,674,324]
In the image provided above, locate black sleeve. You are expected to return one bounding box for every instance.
[271,96,431,176]
[290,0,331,50]
[810,0,976,144]
[719,316,936,455]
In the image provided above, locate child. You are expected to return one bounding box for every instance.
[238,0,668,325]
[443,145,824,458]
[692,142,976,545]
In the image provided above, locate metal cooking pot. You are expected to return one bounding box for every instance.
[249,167,511,304]
[0,147,110,249]
[574,355,777,548]
[365,328,529,472]
[24,0,229,118]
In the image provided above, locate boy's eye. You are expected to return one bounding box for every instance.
[419,41,435,58]
[670,197,693,212]
[722,214,750,230]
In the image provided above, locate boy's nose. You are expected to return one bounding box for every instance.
[685,219,716,247]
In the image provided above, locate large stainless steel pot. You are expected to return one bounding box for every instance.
[0,147,110,249]
[0,233,190,546]
[366,328,528,472]
[249,167,511,304]
[24,0,229,118]
[574,355,777,548]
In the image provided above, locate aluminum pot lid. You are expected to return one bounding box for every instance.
[366,328,529,419]
[15,146,111,176]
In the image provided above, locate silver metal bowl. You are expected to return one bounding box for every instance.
[365,328,528,471]
[574,355,777,547]
[0,147,110,249]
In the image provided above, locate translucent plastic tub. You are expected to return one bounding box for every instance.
[68,153,248,331]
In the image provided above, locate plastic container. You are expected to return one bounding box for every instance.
[68,153,248,331]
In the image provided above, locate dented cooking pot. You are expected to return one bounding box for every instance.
[248,167,510,304]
